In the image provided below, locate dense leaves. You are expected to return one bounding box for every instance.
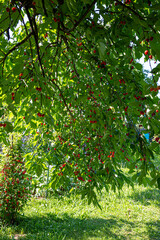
[0,144,32,224]
[0,0,160,206]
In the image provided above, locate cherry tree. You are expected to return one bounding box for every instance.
[0,0,160,205]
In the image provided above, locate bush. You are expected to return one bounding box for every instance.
[0,144,32,225]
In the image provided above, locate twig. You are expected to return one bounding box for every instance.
[0,32,33,75]
[49,78,74,119]
[62,0,97,33]
[115,0,156,33]
[25,7,45,77]
[42,0,48,17]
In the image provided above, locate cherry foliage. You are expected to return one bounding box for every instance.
[0,0,160,205]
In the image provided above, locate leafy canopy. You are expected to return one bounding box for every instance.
[0,0,160,206]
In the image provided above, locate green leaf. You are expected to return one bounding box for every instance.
[2,136,10,146]
[4,122,14,133]
[0,109,4,117]
[151,63,160,74]
[8,104,17,116]
[151,4,160,10]
[98,40,106,59]
[36,165,42,177]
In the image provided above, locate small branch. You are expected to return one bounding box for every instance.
[25,7,45,77]
[0,32,33,65]
[0,28,9,37]
[42,0,48,16]
[62,0,97,33]
[49,22,61,70]
[49,78,74,119]
[61,35,80,79]
[115,0,156,33]
[41,42,58,59]
[18,8,34,64]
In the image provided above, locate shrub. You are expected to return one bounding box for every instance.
[0,144,32,225]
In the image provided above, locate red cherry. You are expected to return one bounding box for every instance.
[149,55,152,59]
[130,58,133,64]
[6,7,10,12]
[144,50,149,55]
[12,7,17,12]
[36,87,42,92]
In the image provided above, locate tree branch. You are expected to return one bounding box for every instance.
[25,7,45,77]
[62,0,97,33]
[115,0,156,33]
[49,78,74,119]
[0,32,33,65]
[42,0,48,17]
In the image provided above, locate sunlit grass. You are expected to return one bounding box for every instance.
[0,183,159,240]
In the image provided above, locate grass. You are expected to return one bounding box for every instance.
[0,184,160,240]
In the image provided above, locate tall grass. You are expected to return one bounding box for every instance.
[0,183,159,240]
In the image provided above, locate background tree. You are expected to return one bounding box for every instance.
[0,0,160,206]
[0,141,32,224]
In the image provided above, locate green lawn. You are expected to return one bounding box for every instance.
[0,184,160,240]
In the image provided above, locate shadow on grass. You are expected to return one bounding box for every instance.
[129,188,160,206]
[3,213,135,240]
[146,220,160,240]
[1,213,160,240]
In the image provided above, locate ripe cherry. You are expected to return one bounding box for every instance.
[12,7,17,12]
[144,50,149,55]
